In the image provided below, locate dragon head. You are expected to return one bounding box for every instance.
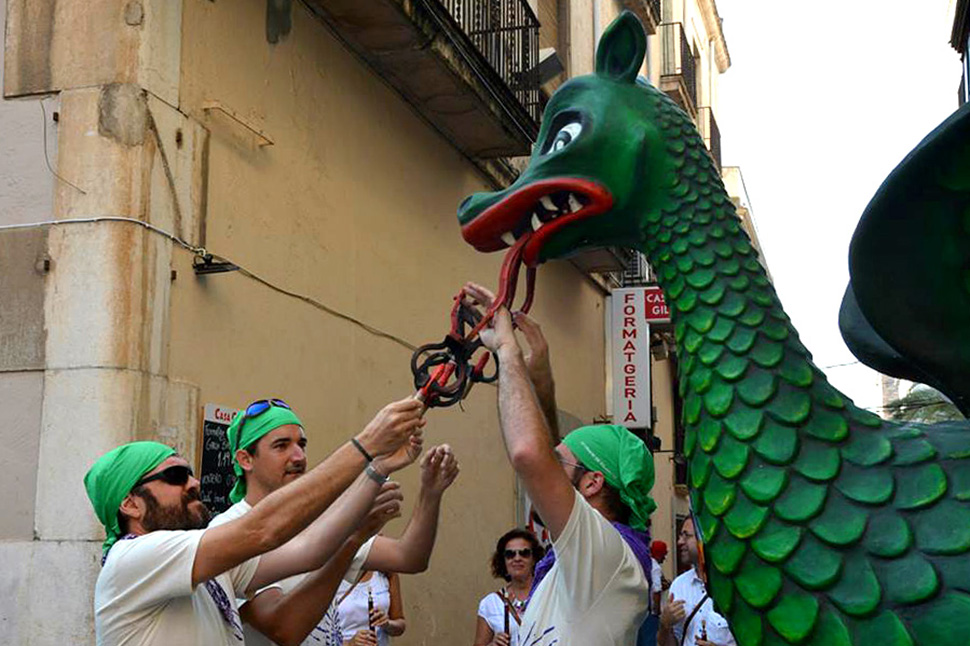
[458,11,684,266]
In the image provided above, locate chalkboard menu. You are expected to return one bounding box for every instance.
[198,403,240,514]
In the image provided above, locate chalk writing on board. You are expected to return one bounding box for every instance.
[199,404,240,514]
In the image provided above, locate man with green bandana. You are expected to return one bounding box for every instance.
[210,398,459,646]
[85,396,424,646]
[469,283,655,646]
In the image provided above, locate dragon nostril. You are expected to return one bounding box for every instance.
[459,195,473,211]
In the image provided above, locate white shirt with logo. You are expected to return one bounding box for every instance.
[517,490,650,646]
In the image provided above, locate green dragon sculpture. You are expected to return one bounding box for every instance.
[456,11,970,646]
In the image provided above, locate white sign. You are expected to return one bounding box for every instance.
[204,403,240,425]
[611,288,651,429]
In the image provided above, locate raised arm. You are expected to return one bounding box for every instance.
[476,301,576,540]
[250,425,425,588]
[248,469,386,590]
[240,485,403,646]
[513,312,560,443]
[364,444,459,573]
[192,397,424,587]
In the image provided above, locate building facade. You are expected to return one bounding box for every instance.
[952,0,970,104]
[0,0,758,642]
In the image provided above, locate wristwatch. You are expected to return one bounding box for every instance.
[365,462,389,485]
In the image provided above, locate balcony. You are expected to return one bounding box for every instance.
[440,0,541,121]
[659,23,697,118]
[696,107,721,172]
[303,0,540,160]
[621,0,661,35]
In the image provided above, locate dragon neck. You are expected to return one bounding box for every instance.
[635,159,884,547]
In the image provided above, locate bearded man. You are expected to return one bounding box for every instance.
[84,396,423,645]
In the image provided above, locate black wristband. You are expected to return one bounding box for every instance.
[351,437,374,462]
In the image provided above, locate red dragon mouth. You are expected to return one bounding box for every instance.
[461,178,614,267]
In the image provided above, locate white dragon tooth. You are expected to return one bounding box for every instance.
[501,232,516,246]
[531,214,543,231]
[540,195,557,212]
[568,193,583,213]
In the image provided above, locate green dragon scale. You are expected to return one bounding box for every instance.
[457,11,970,646]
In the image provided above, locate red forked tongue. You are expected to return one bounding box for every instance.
[413,234,538,409]
[467,233,536,340]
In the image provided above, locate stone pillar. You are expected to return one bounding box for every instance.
[0,1,203,641]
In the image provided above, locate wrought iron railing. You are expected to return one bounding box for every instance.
[697,107,721,172]
[648,0,662,24]
[437,0,541,123]
[660,22,697,111]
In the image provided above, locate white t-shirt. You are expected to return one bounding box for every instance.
[211,500,375,646]
[478,591,525,645]
[337,571,391,646]
[517,490,650,646]
[668,568,736,646]
[94,529,258,646]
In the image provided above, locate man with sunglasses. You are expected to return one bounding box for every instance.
[210,398,459,646]
[467,283,656,646]
[84,396,424,646]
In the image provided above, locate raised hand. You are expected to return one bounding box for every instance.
[353,482,403,542]
[513,311,559,438]
[356,398,425,459]
[463,283,517,354]
[374,427,424,475]
[419,444,460,496]
[464,282,496,310]
[513,312,552,387]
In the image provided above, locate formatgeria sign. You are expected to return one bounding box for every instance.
[611,288,651,429]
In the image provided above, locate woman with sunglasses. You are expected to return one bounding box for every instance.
[473,528,545,646]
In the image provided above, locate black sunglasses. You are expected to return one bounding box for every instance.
[504,548,533,559]
[133,465,194,489]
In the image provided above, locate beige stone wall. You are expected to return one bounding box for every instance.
[169,1,607,643]
[648,354,691,581]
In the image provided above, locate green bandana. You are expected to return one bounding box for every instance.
[84,441,176,555]
[226,404,303,503]
[562,424,656,531]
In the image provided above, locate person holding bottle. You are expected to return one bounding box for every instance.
[338,570,405,646]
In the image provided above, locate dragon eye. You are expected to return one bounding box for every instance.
[548,122,583,153]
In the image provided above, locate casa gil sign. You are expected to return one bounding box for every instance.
[610,288,652,429]
[643,285,670,323]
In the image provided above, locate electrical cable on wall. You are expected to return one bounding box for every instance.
[0,216,418,353]
[11,100,418,353]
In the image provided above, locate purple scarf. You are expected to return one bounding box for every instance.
[529,522,653,598]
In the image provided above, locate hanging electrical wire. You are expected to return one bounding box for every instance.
[0,216,418,353]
